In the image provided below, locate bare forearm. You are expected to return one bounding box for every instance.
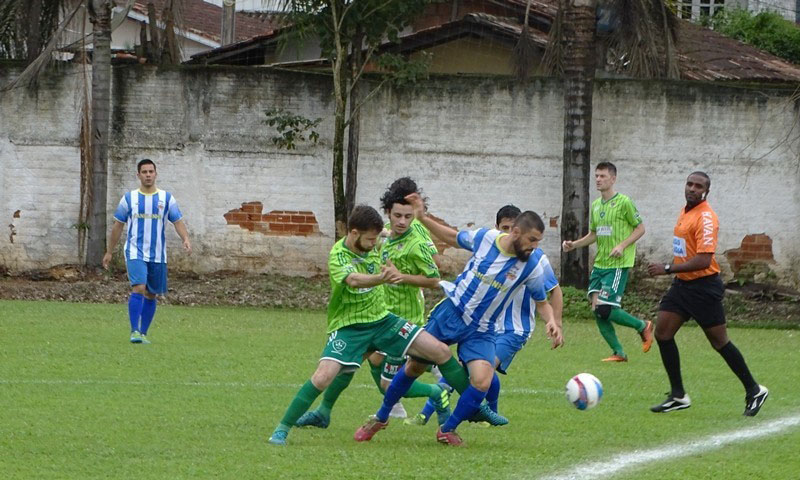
[419,215,459,248]
[573,232,597,249]
[401,274,441,289]
[345,273,384,288]
[548,287,563,327]
[670,254,712,273]
[174,220,190,242]
[106,222,124,253]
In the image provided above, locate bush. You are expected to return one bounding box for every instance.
[708,9,800,65]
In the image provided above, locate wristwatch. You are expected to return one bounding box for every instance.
[664,264,672,274]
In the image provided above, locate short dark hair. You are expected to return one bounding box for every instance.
[689,171,711,189]
[137,158,156,172]
[380,189,409,212]
[496,204,522,226]
[595,162,616,176]
[513,211,545,234]
[348,205,384,232]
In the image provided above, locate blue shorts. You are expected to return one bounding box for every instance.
[495,332,528,374]
[126,259,168,295]
[424,299,495,364]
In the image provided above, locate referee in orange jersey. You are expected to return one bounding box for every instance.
[647,172,768,416]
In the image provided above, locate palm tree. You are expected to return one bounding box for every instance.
[526,0,679,287]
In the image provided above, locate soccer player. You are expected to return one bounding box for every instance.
[562,162,653,362]
[102,159,191,344]
[354,194,560,446]
[293,187,450,429]
[407,205,564,426]
[647,172,768,416]
[268,205,471,446]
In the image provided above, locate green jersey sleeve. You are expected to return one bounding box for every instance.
[329,249,355,285]
[411,242,440,279]
[624,197,643,227]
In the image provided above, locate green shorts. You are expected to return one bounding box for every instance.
[588,268,629,307]
[321,313,422,372]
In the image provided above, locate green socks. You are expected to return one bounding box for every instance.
[595,312,625,356]
[608,308,647,332]
[318,372,354,417]
[369,363,386,394]
[404,380,442,399]
[437,357,469,394]
[279,380,322,429]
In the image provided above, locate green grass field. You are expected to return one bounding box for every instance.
[1,300,798,479]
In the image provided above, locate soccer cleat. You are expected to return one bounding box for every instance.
[130,331,142,343]
[744,385,769,417]
[139,334,151,345]
[650,394,691,413]
[403,413,428,426]
[433,386,452,426]
[640,320,654,353]
[389,401,407,419]
[353,415,388,442]
[295,410,330,429]
[436,427,464,446]
[602,354,628,362]
[468,403,509,426]
[268,429,288,446]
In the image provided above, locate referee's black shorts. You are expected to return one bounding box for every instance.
[658,274,726,328]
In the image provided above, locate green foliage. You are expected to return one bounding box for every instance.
[263,107,321,150]
[709,8,800,64]
[375,52,431,87]
[2,300,799,478]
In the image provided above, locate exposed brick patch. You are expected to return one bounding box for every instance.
[224,202,320,236]
[549,216,559,228]
[724,233,775,272]
[13,210,20,218]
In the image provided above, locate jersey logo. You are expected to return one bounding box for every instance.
[599,212,606,218]
[396,243,404,251]
[397,322,415,339]
[158,200,165,211]
[610,201,617,208]
[366,264,376,274]
[673,236,687,257]
[596,226,613,236]
[351,257,364,265]
[506,266,520,281]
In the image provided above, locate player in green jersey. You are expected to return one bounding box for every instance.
[269,205,470,446]
[562,162,654,362]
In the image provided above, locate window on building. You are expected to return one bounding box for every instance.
[677,0,726,20]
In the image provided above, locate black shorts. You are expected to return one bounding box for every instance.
[658,274,726,328]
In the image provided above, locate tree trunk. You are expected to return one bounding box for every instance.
[23,0,44,65]
[345,26,364,221]
[330,0,348,238]
[559,0,596,288]
[86,0,113,267]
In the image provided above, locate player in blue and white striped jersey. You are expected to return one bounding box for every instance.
[102,159,191,344]
[356,193,563,446]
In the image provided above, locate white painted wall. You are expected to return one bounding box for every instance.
[1,66,798,285]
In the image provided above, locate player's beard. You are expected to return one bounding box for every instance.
[512,238,532,261]
[355,235,372,253]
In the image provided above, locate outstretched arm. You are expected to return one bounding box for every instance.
[562,231,597,252]
[404,193,459,249]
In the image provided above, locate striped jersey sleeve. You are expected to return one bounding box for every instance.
[456,228,489,252]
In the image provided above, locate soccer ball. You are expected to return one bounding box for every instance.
[565,373,603,410]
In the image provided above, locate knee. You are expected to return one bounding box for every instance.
[380,378,391,391]
[406,359,427,376]
[654,325,673,342]
[310,369,335,390]
[595,304,613,321]
[469,367,493,392]
[132,284,147,295]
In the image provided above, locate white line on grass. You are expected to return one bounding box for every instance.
[540,413,800,480]
[0,378,560,395]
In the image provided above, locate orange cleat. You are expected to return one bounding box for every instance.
[640,320,654,353]
[602,354,628,362]
[354,415,388,442]
[436,427,464,446]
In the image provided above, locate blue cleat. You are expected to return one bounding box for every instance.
[468,402,509,426]
[295,410,330,429]
[268,429,288,446]
[130,331,142,344]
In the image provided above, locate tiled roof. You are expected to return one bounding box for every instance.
[131,0,276,43]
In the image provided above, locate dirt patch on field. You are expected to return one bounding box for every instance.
[0,266,797,327]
